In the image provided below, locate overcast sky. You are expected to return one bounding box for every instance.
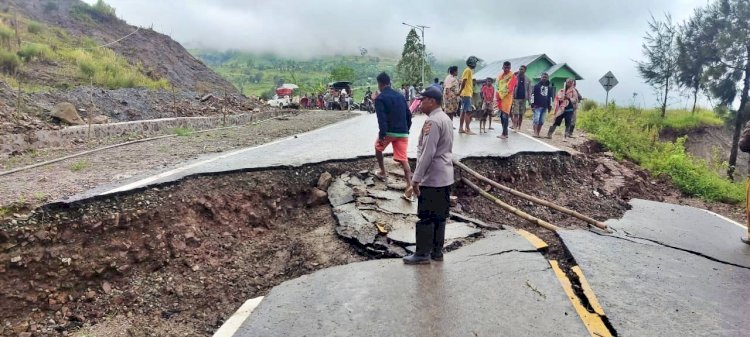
[84,0,709,106]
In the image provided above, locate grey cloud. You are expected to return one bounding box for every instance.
[87,0,708,105]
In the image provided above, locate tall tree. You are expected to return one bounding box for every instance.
[695,0,750,180]
[637,14,679,117]
[397,29,432,85]
[675,11,709,113]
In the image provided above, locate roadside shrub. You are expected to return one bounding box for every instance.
[27,21,43,35]
[78,59,96,79]
[581,99,598,111]
[17,43,52,62]
[578,107,745,203]
[0,49,20,75]
[0,23,14,49]
[63,48,168,89]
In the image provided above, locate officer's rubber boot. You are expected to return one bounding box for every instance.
[403,220,434,265]
[431,220,447,261]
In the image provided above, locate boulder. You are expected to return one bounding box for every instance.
[317,172,333,190]
[307,188,328,206]
[50,102,84,125]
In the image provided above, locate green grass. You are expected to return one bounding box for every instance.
[17,43,52,62]
[27,21,43,35]
[71,0,117,23]
[0,49,19,75]
[69,160,89,172]
[33,191,47,202]
[657,109,724,132]
[0,12,168,90]
[578,106,745,203]
[173,127,194,137]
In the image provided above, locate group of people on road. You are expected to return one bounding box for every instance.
[299,87,355,110]
[371,56,589,265]
[442,57,582,140]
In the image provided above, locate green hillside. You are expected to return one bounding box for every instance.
[191,50,399,99]
[190,50,466,100]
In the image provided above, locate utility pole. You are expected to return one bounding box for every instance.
[402,22,430,86]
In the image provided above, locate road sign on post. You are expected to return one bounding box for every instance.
[599,71,618,105]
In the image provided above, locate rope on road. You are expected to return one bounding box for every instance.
[460,177,560,232]
[454,160,609,231]
[0,114,291,177]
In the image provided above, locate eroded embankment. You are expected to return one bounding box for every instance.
[0,150,674,336]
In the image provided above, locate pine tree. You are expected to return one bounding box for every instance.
[637,14,678,117]
[693,0,750,180]
[675,11,709,113]
[397,29,431,86]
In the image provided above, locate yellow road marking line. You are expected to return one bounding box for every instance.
[515,228,549,250]
[549,260,612,337]
[572,266,606,316]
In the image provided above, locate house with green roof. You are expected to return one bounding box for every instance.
[472,54,583,94]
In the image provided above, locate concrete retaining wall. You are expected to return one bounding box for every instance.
[0,110,287,157]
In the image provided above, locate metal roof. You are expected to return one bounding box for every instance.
[473,54,551,80]
[473,54,583,81]
[544,63,584,80]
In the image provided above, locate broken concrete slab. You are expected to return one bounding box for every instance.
[387,221,482,245]
[332,203,377,246]
[327,179,354,207]
[367,189,399,200]
[347,176,365,187]
[450,212,499,229]
[608,199,750,268]
[235,231,588,337]
[559,229,750,337]
[376,197,417,215]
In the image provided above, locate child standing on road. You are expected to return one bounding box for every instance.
[479,78,495,134]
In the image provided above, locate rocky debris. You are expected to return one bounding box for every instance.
[317,172,333,190]
[328,166,481,257]
[0,162,369,337]
[327,178,354,207]
[200,94,215,103]
[0,81,275,135]
[49,102,84,125]
[307,188,328,206]
[333,203,378,246]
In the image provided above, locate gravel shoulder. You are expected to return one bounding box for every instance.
[0,110,357,212]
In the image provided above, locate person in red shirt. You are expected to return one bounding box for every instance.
[479,78,495,134]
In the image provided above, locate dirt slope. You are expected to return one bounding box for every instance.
[661,125,750,177]
[7,0,237,94]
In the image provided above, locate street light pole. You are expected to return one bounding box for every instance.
[402,22,430,86]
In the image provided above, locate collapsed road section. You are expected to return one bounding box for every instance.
[0,149,676,336]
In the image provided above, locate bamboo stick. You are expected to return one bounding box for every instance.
[461,177,560,232]
[454,160,609,231]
